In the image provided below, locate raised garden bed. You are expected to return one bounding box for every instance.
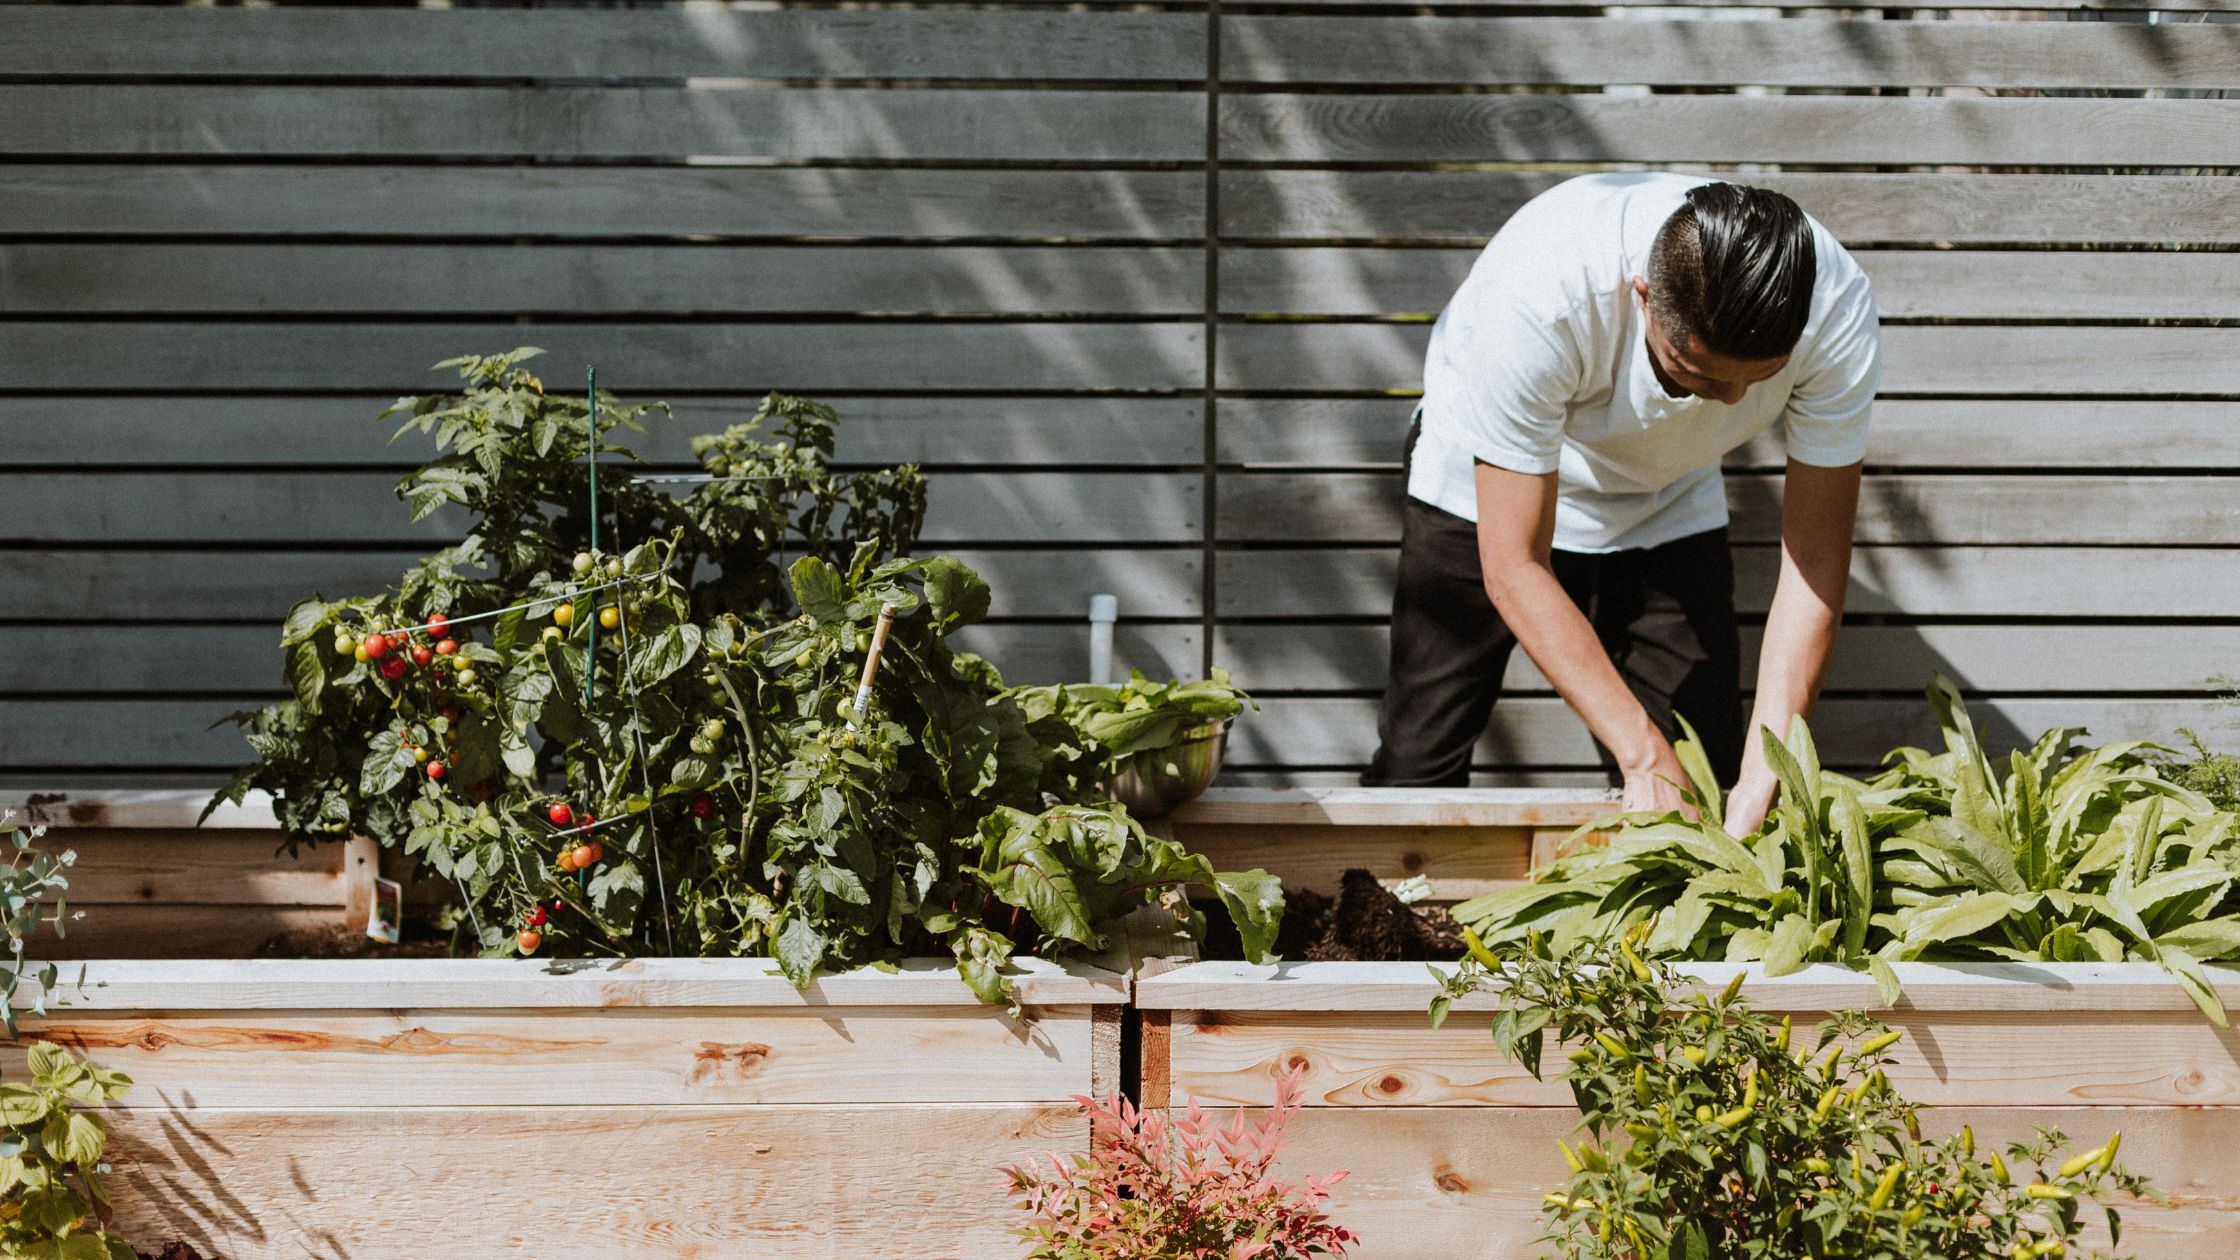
[20,956,1122,1259]
[1136,960,2240,1260]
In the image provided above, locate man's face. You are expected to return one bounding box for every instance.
[1632,276,1788,406]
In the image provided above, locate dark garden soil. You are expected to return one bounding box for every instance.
[139,1243,217,1260]
[1199,868,1468,963]
[254,921,453,959]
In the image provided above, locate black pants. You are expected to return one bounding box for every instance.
[1365,438,1745,787]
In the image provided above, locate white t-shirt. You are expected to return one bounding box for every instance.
[1410,173,1882,554]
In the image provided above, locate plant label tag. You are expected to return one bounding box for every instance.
[366,876,403,944]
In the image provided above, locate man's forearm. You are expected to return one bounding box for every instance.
[1746,562,1843,751]
[1485,561,1666,770]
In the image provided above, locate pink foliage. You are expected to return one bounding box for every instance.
[999,1071,1359,1259]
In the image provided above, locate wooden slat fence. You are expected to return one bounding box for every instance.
[2,2,2237,786]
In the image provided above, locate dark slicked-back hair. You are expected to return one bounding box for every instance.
[1646,183,1817,361]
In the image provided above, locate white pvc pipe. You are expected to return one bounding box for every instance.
[1087,593,1118,685]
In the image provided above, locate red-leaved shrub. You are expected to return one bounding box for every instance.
[1000,1071,1358,1259]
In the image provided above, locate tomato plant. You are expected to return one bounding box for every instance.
[208,348,1279,1002]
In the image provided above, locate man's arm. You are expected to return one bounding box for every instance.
[1723,457,1861,834]
[1474,461,1690,813]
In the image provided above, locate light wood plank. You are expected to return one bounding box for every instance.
[2,8,1204,80]
[1217,324,2240,394]
[1211,623,2240,696]
[1247,1107,2225,1260]
[1221,247,2240,321]
[29,906,342,961]
[0,322,1204,392]
[0,470,1202,546]
[1,85,1204,161]
[22,829,343,908]
[28,1007,1098,1107]
[1140,960,2240,1014]
[1174,787,1611,830]
[1221,94,2240,166]
[0,547,1203,621]
[15,957,1124,1012]
[1168,823,1538,902]
[1217,471,2240,546]
[99,1104,1080,1260]
[3,395,1205,470]
[2,164,1204,239]
[1221,171,2240,245]
[1218,697,2240,770]
[1222,16,2240,89]
[1220,397,2240,470]
[1217,545,2240,619]
[1164,1005,2240,1108]
[4,788,279,831]
[0,244,1204,317]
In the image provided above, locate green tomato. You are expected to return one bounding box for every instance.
[793,646,814,669]
[334,635,357,658]
[571,552,595,576]
[700,718,726,742]
[456,666,479,687]
[606,558,624,579]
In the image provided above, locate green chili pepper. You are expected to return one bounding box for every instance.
[2058,1147,2106,1178]
[1859,1029,1903,1058]
[1775,1015,1792,1053]
[1869,1162,1905,1211]
[2099,1131,2121,1173]
[1990,1151,2011,1185]
[1719,972,1746,1004]
[1461,925,1503,970]
[1814,1084,1842,1122]
[1633,1063,1649,1104]
[1593,1030,1630,1060]
[2026,1184,2074,1201]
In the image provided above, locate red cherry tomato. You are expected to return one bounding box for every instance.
[690,794,714,820]
[379,656,409,681]
[435,638,459,657]
[527,906,548,927]
[426,614,450,638]
[517,929,543,955]
[575,842,603,868]
[548,802,574,827]
[426,761,447,781]
[363,633,391,660]
[411,644,435,667]
[441,706,460,724]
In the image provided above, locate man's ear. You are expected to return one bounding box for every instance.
[1631,275,1651,307]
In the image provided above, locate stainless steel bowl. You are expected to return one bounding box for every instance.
[1102,719,1231,819]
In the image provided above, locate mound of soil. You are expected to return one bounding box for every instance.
[254,922,452,959]
[1203,868,1468,963]
[139,1243,216,1260]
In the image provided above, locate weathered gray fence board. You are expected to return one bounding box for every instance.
[21,694,2231,773]
[1,86,1204,161]
[1222,16,2240,90]
[1217,472,2240,546]
[1255,0,2240,10]
[0,549,1203,622]
[1,9,1205,82]
[1218,398,2240,471]
[1210,624,2240,695]
[1221,95,2240,167]
[0,396,1204,470]
[0,165,1205,240]
[1215,324,2240,395]
[0,471,1204,546]
[0,245,1204,317]
[1224,697,2240,771]
[1220,247,2240,321]
[0,324,1205,392]
[0,623,1202,695]
[1220,171,2240,245]
[1216,547,2240,620]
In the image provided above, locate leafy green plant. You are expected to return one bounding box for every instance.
[0,814,75,1037]
[2155,729,2240,814]
[207,349,1279,1001]
[0,1042,137,1260]
[1435,932,2150,1259]
[1454,677,2240,1022]
[1000,1071,1357,1259]
[1013,669,1254,795]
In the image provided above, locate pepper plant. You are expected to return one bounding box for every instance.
[1435,931,2151,1259]
[207,349,1280,1000]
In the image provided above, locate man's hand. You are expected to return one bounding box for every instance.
[1723,764,1778,836]
[1621,741,1693,816]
